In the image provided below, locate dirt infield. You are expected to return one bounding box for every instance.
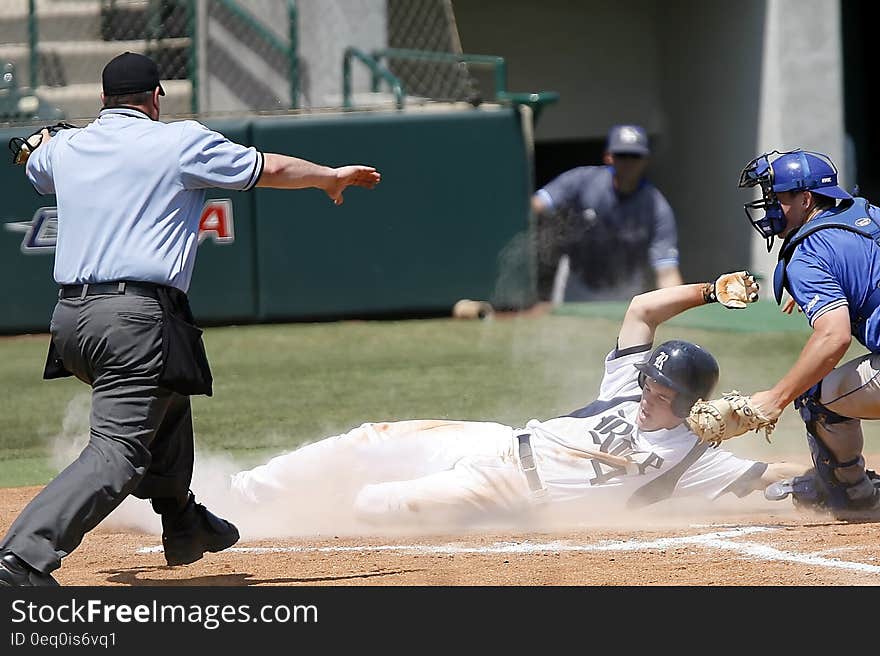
[3,484,880,586]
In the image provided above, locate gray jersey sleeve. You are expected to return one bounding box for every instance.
[647,189,679,269]
[537,167,593,211]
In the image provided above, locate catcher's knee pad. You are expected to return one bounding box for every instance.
[794,383,849,427]
[804,430,877,511]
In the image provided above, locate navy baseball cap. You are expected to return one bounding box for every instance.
[102,52,165,96]
[606,125,650,156]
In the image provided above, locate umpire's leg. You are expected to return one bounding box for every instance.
[0,294,170,574]
[131,391,239,567]
[131,391,194,504]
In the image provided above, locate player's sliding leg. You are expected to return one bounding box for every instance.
[229,420,503,506]
[353,455,534,528]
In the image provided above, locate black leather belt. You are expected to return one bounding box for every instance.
[516,433,543,492]
[59,281,164,300]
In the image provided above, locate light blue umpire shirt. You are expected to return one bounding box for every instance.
[25,107,264,293]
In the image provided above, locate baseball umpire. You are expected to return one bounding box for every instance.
[0,51,380,586]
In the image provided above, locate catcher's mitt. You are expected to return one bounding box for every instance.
[686,390,777,447]
[8,121,78,166]
[703,270,760,309]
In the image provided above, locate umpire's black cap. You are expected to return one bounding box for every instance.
[102,52,165,96]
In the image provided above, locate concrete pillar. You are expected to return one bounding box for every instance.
[750,0,847,290]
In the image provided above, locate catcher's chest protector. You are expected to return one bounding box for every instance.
[774,198,880,331]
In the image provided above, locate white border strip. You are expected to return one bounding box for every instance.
[137,525,880,575]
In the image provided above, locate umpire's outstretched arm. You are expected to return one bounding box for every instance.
[256,153,381,206]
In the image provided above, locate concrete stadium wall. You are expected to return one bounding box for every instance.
[651,1,767,283]
[455,0,664,143]
[748,0,847,288]
[454,1,845,285]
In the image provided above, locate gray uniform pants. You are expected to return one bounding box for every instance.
[0,293,194,573]
[807,352,880,484]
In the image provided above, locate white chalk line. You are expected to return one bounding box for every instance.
[137,525,880,575]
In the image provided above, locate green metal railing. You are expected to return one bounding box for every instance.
[344,48,559,121]
[23,0,299,115]
[343,47,405,110]
[187,0,197,113]
[27,0,38,90]
[371,48,508,99]
[213,0,299,111]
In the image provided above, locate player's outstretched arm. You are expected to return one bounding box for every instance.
[256,153,381,205]
[618,272,759,350]
[722,461,811,498]
[761,462,811,487]
[618,283,707,351]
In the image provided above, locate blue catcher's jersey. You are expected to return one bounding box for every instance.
[779,198,880,351]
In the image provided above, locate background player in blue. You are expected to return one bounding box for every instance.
[531,124,683,303]
[224,273,806,533]
[0,52,381,586]
[737,149,880,519]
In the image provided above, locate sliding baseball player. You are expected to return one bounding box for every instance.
[229,273,805,529]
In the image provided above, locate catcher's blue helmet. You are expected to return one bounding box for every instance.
[634,340,719,417]
[738,149,851,250]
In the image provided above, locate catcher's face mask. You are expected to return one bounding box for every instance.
[739,149,852,252]
[738,151,787,251]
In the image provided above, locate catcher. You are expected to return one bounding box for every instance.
[225,272,808,532]
[689,149,880,521]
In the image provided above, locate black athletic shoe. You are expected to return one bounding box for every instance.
[161,494,240,566]
[0,552,59,587]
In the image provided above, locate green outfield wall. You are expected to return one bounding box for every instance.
[0,106,535,334]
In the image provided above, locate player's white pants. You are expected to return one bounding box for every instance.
[229,420,536,527]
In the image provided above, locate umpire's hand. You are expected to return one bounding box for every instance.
[324,165,381,205]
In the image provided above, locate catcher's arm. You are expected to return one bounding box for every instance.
[749,305,851,422]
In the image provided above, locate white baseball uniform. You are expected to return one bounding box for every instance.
[229,345,765,527]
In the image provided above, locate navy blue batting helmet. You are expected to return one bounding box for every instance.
[635,340,720,417]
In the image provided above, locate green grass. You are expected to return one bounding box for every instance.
[1,308,875,487]
[554,298,813,333]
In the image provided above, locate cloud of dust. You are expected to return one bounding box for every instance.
[43,397,546,542]
[43,351,792,545]
[47,395,791,542]
[101,430,471,541]
[48,393,91,472]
